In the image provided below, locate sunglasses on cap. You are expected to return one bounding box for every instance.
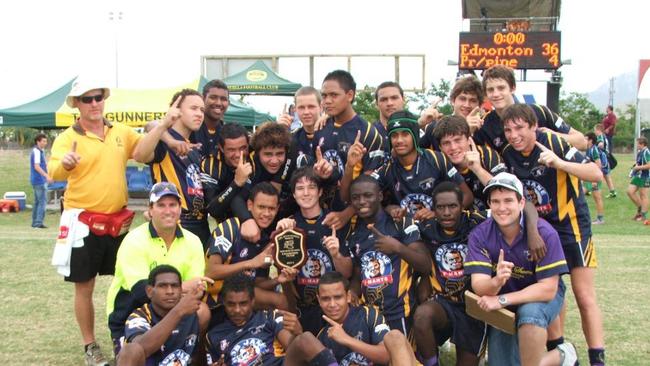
[77,94,104,104]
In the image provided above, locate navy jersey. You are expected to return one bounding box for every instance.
[149,129,207,225]
[419,121,441,151]
[315,115,385,210]
[372,120,390,153]
[418,211,486,303]
[473,104,571,153]
[501,131,592,246]
[201,152,242,222]
[206,310,284,366]
[124,303,199,366]
[205,218,271,305]
[347,211,421,321]
[317,305,390,365]
[460,144,506,210]
[293,210,351,307]
[291,128,317,169]
[371,149,464,215]
[195,121,223,159]
[635,147,650,179]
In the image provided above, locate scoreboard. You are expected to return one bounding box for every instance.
[459,31,561,70]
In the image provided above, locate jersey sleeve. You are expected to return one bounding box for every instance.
[124,309,151,342]
[464,225,494,276]
[151,140,168,164]
[534,105,571,134]
[431,150,464,184]
[361,123,386,172]
[366,306,390,344]
[206,218,239,259]
[270,310,285,337]
[480,145,506,175]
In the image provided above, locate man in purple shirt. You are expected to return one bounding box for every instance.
[465,172,578,366]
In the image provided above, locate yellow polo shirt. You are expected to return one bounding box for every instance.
[48,120,141,214]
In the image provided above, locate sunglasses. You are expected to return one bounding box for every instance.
[78,94,104,104]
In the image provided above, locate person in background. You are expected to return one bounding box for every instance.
[30,133,52,228]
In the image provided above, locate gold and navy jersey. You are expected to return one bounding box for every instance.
[347,211,421,322]
[419,121,441,151]
[314,114,385,210]
[201,151,241,222]
[149,129,206,224]
[372,120,390,153]
[206,310,284,366]
[501,131,591,246]
[194,121,222,159]
[418,210,486,303]
[371,149,464,215]
[124,303,199,366]
[460,144,506,211]
[205,218,272,305]
[293,210,351,307]
[317,305,390,364]
[290,128,317,169]
[473,104,571,153]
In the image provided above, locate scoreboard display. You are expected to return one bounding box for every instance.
[458,31,561,70]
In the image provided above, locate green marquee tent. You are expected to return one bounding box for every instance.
[0,77,274,129]
[223,60,302,96]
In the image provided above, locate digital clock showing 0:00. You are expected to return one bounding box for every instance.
[458,31,561,70]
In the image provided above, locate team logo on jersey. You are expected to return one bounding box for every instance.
[341,352,371,366]
[530,164,547,177]
[160,349,191,366]
[338,141,351,154]
[400,193,433,216]
[126,316,151,331]
[418,177,435,191]
[323,149,344,176]
[522,180,552,215]
[298,249,333,285]
[220,339,229,352]
[230,338,266,365]
[360,251,393,287]
[186,163,204,197]
[493,137,504,148]
[185,334,197,347]
[240,247,249,258]
[296,151,312,168]
[435,242,467,278]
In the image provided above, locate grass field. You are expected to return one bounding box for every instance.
[0,148,649,365]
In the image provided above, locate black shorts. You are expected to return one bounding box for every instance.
[562,236,597,270]
[386,313,413,336]
[65,232,125,283]
[434,295,487,356]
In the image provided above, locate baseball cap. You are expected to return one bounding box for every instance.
[66,78,111,108]
[149,182,181,203]
[482,172,524,197]
[387,110,420,152]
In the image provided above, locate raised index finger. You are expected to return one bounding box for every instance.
[535,141,549,151]
[322,314,338,326]
[331,226,336,237]
[354,130,361,144]
[171,95,181,109]
[470,106,481,116]
[498,249,504,264]
[367,224,383,237]
[71,141,77,153]
[468,137,477,151]
[239,150,244,166]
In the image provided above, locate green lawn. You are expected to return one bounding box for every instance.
[0,149,648,365]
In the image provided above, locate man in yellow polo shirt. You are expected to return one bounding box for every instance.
[106,182,208,356]
[49,79,145,366]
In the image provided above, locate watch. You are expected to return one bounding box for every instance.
[498,295,508,307]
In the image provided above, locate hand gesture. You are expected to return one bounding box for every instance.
[464,137,481,171]
[346,131,367,170]
[182,276,215,295]
[162,96,182,129]
[323,227,341,258]
[169,139,202,157]
[368,224,402,255]
[387,205,406,221]
[527,230,547,262]
[252,243,275,269]
[418,106,442,128]
[278,310,303,336]
[466,107,484,134]
[495,249,514,287]
[322,211,348,231]
[234,151,253,186]
[314,113,329,131]
[62,141,81,171]
[323,315,349,344]
[477,295,502,311]
[241,218,261,243]
[277,113,293,129]
[536,142,561,168]
[275,218,296,232]
[277,267,298,284]
[313,146,334,179]
[175,283,205,317]
[413,207,435,221]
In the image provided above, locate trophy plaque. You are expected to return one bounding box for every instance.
[271,227,307,270]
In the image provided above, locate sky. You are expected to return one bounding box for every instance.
[0,0,648,110]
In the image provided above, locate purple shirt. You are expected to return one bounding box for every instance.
[465,216,568,295]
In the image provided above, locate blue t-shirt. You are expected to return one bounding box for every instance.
[206,310,284,366]
[30,146,47,185]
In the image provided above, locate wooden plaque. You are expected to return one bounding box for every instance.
[271,228,307,270]
[465,290,516,335]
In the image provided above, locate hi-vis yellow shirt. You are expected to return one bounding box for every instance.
[48,120,141,214]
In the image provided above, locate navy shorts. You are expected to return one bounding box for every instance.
[435,295,487,356]
[562,236,597,270]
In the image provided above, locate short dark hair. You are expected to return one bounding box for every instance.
[221,272,254,299]
[374,81,404,102]
[607,105,614,112]
[638,137,648,147]
[450,76,484,105]
[170,88,202,108]
[434,115,470,141]
[148,265,182,287]
[295,86,322,104]
[350,174,380,193]
[482,65,516,90]
[323,70,356,97]
[318,271,350,292]
[501,104,538,128]
[202,79,229,98]
[487,186,522,202]
[219,123,249,146]
[251,122,291,152]
[249,181,279,202]
[432,181,463,207]
[290,166,322,193]
[34,133,47,144]
[585,132,597,144]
